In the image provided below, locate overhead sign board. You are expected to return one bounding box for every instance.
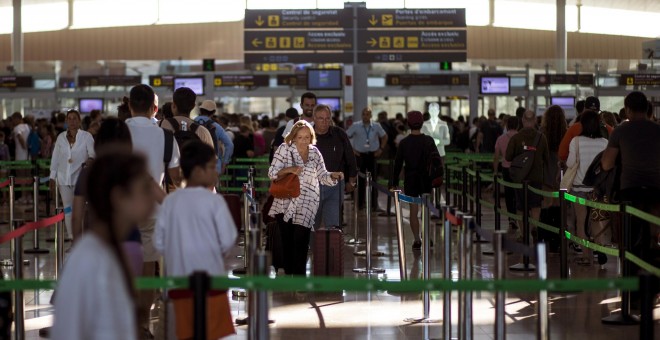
[620,73,660,86]
[359,30,466,51]
[78,75,141,87]
[149,75,174,87]
[0,76,33,88]
[244,9,351,29]
[244,7,467,64]
[386,74,469,86]
[245,30,353,51]
[358,8,466,28]
[534,74,594,86]
[359,52,467,63]
[213,75,269,87]
[277,74,307,86]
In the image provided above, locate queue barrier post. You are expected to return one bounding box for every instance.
[1,176,16,267]
[445,162,451,207]
[468,168,474,214]
[46,182,60,244]
[190,271,210,340]
[510,181,535,272]
[463,216,475,340]
[249,250,270,340]
[26,176,48,254]
[404,194,438,324]
[392,190,408,281]
[602,201,639,325]
[494,175,502,232]
[537,243,549,340]
[353,172,384,275]
[476,169,482,229]
[346,175,365,245]
[559,189,568,279]
[55,208,64,278]
[13,220,25,340]
[455,210,466,340]
[442,206,452,340]
[494,230,506,340]
[639,272,658,340]
[232,183,251,277]
[462,166,468,213]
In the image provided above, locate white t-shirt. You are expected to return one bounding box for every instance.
[51,234,137,340]
[154,187,237,276]
[566,136,608,192]
[125,116,180,184]
[13,123,30,161]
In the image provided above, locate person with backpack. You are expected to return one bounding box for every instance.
[159,87,214,151]
[476,109,503,153]
[390,111,438,250]
[505,110,550,234]
[125,84,182,339]
[194,100,234,174]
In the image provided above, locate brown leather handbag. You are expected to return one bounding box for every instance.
[269,147,301,199]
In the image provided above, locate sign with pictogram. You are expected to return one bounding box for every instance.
[358,8,466,28]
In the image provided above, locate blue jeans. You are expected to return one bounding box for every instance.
[314,181,345,229]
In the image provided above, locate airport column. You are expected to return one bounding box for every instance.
[468,72,479,121]
[347,2,368,123]
[12,0,23,72]
[556,0,567,73]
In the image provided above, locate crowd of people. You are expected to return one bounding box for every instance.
[4,83,652,339]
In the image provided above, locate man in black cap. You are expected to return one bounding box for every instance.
[270,108,300,162]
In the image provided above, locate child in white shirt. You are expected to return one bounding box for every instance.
[154,140,237,340]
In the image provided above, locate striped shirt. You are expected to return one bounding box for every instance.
[268,143,338,229]
[566,136,608,192]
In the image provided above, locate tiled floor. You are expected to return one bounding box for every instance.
[2,193,659,339]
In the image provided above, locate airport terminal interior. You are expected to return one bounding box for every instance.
[1,0,660,339]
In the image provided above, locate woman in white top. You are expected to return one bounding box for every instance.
[52,151,156,340]
[49,110,95,239]
[566,110,608,266]
[268,121,344,275]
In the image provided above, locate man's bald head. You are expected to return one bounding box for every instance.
[521,110,536,128]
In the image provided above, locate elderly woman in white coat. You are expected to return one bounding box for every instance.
[49,110,95,240]
[268,120,344,276]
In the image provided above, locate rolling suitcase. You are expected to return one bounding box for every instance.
[222,194,242,233]
[313,228,344,277]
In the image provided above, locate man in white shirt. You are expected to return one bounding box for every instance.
[125,84,182,336]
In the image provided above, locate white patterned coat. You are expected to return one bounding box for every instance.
[268,143,338,229]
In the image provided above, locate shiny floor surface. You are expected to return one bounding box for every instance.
[2,193,659,340]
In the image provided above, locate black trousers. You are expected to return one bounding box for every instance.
[502,168,517,221]
[277,215,311,276]
[356,152,379,210]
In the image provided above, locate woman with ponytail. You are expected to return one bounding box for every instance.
[51,150,156,340]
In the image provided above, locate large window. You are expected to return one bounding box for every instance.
[0,0,657,38]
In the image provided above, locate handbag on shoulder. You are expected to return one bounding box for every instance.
[269,146,301,199]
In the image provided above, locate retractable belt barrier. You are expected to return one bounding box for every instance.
[445,165,660,277]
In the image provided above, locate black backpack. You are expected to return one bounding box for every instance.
[163,117,201,148]
[196,118,219,153]
[509,132,542,183]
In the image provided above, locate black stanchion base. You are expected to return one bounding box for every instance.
[345,238,366,245]
[45,238,71,243]
[509,263,536,272]
[234,317,275,326]
[403,317,440,324]
[353,267,386,274]
[232,268,247,276]
[378,211,394,217]
[38,327,50,337]
[601,313,639,325]
[24,248,49,254]
[353,250,386,257]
